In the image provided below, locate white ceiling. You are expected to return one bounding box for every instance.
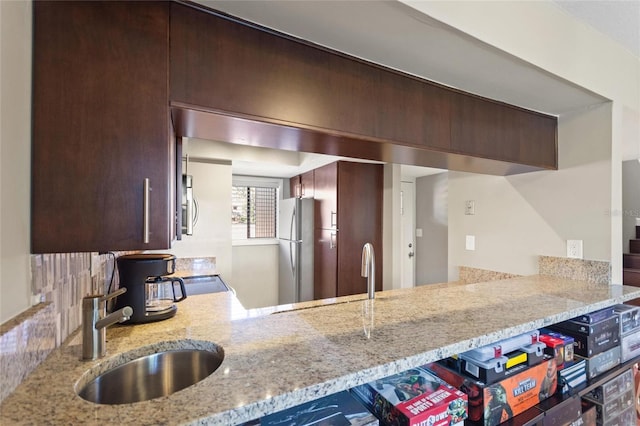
[554,0,640,58]
[194,0,639,176]
[202,0,607,115]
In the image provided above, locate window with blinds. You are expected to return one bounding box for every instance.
[231,185,277,239]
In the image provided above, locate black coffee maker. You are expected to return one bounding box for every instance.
[113,254,187,324]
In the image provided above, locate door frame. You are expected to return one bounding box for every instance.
[400,180,416,288]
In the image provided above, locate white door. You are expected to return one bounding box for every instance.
[400,181,416,288]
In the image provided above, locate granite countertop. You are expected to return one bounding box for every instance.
[2,275,640,425]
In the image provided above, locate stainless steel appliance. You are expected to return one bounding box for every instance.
[182,174,198,235]
[113,254,186,323]
[278,197,314,304]
[182,275,230,295]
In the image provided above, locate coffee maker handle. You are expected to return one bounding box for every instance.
[172,277,187,302]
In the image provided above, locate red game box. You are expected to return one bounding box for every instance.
[427,357,558,426]
[350,366,468,426]
[539,331,575,370]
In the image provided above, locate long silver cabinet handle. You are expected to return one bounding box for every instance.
[143,178,150,244]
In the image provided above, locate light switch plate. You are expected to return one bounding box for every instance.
[466,235,476,251]
[567,240,583,259]
[465,200,475,215]
[415,228,423,238]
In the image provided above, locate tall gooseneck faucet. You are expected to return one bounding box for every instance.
[361,243,375,300]
[82,287,133,360]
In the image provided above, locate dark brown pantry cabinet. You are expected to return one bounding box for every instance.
[31,2,175,253]
[313,162,383,299]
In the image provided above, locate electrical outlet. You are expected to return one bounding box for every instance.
[567,240,583,259]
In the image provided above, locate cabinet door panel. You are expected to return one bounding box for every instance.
[313,163,338,229]
[300,170,315,198]
[450,92,557,168]
[336,162,383,297]
[314,228,338,299]
[32,2,171,253]
[289,176,301,199]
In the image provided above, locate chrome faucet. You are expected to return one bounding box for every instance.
[82,287,133,360]
[361,242,375,300]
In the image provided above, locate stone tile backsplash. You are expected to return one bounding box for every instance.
[0,252,123,403]
[458,266,522,284]
[538,255,611,285]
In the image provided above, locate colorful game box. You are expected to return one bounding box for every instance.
[427,357,558,426]
[539,330,575,370]
[350,366,468,426]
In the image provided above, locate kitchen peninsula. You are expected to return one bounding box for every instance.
[2,276,640,425]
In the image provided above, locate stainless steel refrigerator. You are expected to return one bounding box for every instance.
[278,197,314,304]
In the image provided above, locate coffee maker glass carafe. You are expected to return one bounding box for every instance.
[113,253,188,324]
[145,276,186,313]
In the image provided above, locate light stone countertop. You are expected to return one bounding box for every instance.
[2,275,640,425]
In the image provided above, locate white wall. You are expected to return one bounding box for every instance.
[166,161,234,280]
[232,244,279,309]
[1,1,32,323]
[403,0,639,284]
[415,172,448,285]
[383,163,402,290]
[448,103,613,280]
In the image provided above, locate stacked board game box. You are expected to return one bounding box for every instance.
[534,394,582,426]
[613,304,640,362]
[582,368,636,425]
[350,366,468,426]
[546,310,620,358]
[538,330,574,370]
[575,346,621,380]
[427,357,558,426]
[557,359,587,395]
[242,390,379,426]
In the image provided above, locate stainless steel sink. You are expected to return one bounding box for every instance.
[76,341,224,404]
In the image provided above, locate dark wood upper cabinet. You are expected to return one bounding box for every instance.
[313,163,339,231]
[300,170,315,199]
[170,2,557,172]
[31,1,558,254]
[290,171,315,198]
[31,1,173,253]
[450,92,557,167]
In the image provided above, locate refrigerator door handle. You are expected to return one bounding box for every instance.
[290,205,297,301]
[289,240,295,278]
